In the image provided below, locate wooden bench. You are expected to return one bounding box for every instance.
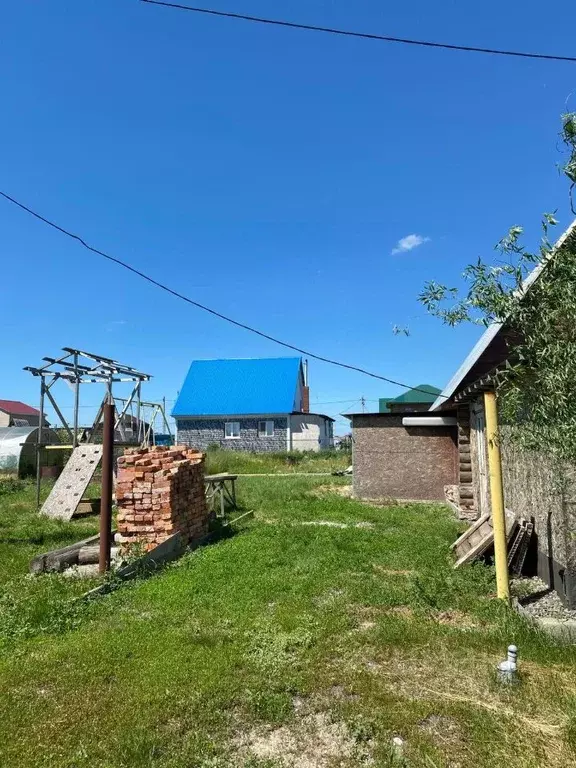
[204,473,238,518]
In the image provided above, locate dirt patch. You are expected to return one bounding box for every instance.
[263,519,375,530]
[312,484,353,498]
[234,712,372,767]
[431,610,482,630]
[357,621,376,631]
[326,685,359,703]
[418,713,463,746]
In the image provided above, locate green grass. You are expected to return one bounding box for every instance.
[204,448,351,475]
[1,476,576,767]
[0,479,100,585]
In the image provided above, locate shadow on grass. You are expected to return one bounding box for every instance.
[0,528,96,546]
[82,516,249,602]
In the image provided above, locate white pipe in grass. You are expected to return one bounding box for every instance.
[497,644,518,683]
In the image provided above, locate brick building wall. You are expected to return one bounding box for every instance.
[116,445,209,552]
[352,413,458,501]
[177,417,288,452]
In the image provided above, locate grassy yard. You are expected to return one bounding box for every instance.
[1,475,576,767]
[0,479,100,584]
[204,448,351,475]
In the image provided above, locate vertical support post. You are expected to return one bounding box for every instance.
[73,352,79,449]
[99,398,115,574]
[136,382,142,443]
[484,390,510,602]
[36,378,45,510]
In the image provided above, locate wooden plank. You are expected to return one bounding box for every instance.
[454,514,517,569]
[450,513,490,552]
[225,510,254,526]
[40,445,103,520]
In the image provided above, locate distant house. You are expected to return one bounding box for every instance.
[379,384,441,414]
[0,400,45,428]
[85,413,153,445]
[172,357,334,452]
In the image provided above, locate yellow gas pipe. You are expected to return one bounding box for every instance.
[483,390,510,602]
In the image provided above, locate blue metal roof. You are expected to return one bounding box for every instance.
[172,357,303,417]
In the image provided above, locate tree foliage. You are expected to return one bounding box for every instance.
[420,113,576,462]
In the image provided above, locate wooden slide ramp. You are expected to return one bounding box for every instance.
[452,510,517,569]
[40,445,103,520]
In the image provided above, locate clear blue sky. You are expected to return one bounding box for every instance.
[2,0,575,432]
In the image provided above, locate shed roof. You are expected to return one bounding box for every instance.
[431,219,576,411]
[0,400,39,416]
[172,357,303,417]
[379,384,440,413]
[390,384,441,404]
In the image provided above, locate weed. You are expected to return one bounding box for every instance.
[0,477,24,495]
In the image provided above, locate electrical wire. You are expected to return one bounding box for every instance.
[140,0,576,63]
[0,189,446,400]
[312,399,371,406]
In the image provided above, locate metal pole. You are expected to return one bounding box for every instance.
[136,382,142,443]
[73,352,79,449]
[36,378,45,510]
[484,390,510,602]
[99,398,115,574]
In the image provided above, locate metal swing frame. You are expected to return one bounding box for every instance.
[24,347,172,509]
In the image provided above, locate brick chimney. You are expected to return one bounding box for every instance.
[302,386,310,414]
[301,359,310,413]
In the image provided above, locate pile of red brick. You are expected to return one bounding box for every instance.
[116,445,209,552]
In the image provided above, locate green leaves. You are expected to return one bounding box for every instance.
[418,113,576,462]
[560,112,576,212]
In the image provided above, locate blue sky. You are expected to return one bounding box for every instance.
[2,0,575,433]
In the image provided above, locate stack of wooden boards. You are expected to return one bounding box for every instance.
[452,511,533,572]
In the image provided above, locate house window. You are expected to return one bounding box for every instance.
[224,421,241,439]
[258,420,274,438]
[13,418,29,427]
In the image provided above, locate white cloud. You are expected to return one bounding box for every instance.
[391,233,430,255]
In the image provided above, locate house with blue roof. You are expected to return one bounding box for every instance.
[172,357,334,452]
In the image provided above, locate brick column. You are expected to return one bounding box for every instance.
[116,446,208,552]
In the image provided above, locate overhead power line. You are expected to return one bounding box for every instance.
[140,0,576,64]
[0,189,445,399]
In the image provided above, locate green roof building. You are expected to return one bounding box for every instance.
[379,384,441,414]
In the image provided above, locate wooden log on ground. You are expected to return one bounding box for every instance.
[78,546,101,565]
[30,533,101,574]
[30,532,117,574]
[78,545,119,565]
